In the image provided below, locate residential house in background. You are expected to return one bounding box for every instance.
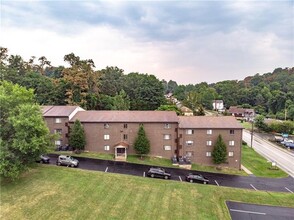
[212,100,224,112]
[228,106,255,121]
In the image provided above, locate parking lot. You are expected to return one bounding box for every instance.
[48,154,294,193]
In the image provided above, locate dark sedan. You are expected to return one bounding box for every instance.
[147,167,171,179]
[186,173,209,184]
[36,154,50,164]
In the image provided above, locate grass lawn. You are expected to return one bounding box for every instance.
[242,145,288,178]
[240,121,254,130]
[1,166,293,220]
[51,150,246,176]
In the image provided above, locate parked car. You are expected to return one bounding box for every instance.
[147,167,171,179]
[285,142,294,149]
[36,154,50,164]
[56,155,79,167]
[185,173,209,184]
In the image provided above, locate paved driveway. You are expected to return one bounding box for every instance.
[226,201,294,220]
[48,154,294,193]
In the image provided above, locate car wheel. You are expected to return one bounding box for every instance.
[71,164,75,168]
[57,162,61,166]
[203,181,207,184]
[164,175,168,180]
[190,179,193,183]
[151,174,155,178]
[40,160,43,164]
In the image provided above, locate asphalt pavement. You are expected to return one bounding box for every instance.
[47,153,294,193]
[226,201,294,220]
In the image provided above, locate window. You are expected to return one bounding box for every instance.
[104,145,110,151]
[230,130,235,134]
[229,141,235,146]
[163,134,171,140]
[164,145,171,151]
[186,129,194,135]
[186,151,194,157]
[123,123,128,129]
[229,152,234,157]
[104,134,110,140]
[207,129,212,135]
[55,118,61,123]
[206,141,212,146]
[104,123,109,129]
[186,140,194,146]
[55,140,61,146]
[54,129,62,134]
[206,152,211,157]
[164,124,171,129]
[123,134,128,140]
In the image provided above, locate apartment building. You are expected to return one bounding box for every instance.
[42,106,243,169]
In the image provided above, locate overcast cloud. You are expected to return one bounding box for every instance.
[1,0,293,84]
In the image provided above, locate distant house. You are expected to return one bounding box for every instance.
[180,106,193,116]
[228,106,255,121]
[212,100,224,111]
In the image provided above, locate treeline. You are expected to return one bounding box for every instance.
[0,47,165,110]
[163,68,294,120]
[1,47,293,120]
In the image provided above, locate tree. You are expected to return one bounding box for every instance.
[69,120,86,152]
[111,90,130,110]
[0,81,52,180]
[183,91,202,116]
[156,104,182,115]
[133,125,150,158]
[212,135,227,164]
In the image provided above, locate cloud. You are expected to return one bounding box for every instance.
[1,0,293,84]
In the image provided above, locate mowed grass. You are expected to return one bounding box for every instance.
[52,151,246,176]
[242,145,288,178]
[1,166,294,220]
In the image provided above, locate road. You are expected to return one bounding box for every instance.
[243,130,294,177]
[48,154,294,193]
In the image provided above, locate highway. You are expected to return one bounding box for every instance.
[243,130,294,178]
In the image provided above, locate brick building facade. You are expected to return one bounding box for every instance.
[42,106,243,169]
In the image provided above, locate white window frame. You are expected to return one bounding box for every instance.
[104,145,110,151]
[55,118,62,123]
[55,140,61,146]
[229,152,234,157]
[104,134,110,140]
[163,134,171,140]
[229,141,235,146]
[186,129,194,135]
[164,123,171,129]
[164,145,171,151]
[206,152,211,157]
[206,140,212,146]
[186,151,193,157]
[186,140,194,146]
[207,129,212,135]
[230,130,235,135]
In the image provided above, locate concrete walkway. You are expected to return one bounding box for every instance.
[241,165,253,175]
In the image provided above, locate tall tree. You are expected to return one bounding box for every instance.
[0,81,52,180]
[69,120,86,152]
[212,135,227,164]
[183,91,202,116]
[134,125,150,158]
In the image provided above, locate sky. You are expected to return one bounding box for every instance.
[1,0,293,85]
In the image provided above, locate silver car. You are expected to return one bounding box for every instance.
[56,155,79,167]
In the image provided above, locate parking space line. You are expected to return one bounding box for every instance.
[230,209,266,215]
[285,187,293,193]
[143,172,145,177]
[215,180,219,186]
[250,184,258,191]
[105,167,108,172]
[179,176,182,182]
